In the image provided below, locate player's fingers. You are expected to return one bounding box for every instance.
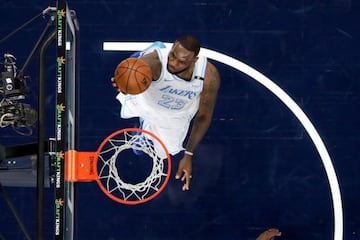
[185,176,191,190]
[181,171,191,191]
[267,228,281,234]
[175,167,186,179]
[182,178,190,191]
[111,80,121,92]
[175,170,182,179]
[111,78,116,86]
[266,229,282,238]
[180,170,187,181]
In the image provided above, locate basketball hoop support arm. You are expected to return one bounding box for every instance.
[37,29,56,240]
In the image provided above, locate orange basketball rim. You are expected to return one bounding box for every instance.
[64,128,171,205]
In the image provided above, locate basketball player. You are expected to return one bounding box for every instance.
[112,35,221,191]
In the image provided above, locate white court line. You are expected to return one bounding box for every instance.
[103,41,343,240]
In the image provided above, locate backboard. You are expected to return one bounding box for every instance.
[55,1,79,240]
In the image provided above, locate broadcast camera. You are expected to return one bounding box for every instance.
[0,53,37,135]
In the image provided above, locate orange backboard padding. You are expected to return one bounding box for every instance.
[65,150,98,182]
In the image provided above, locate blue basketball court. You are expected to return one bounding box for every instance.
[0,1,359,240]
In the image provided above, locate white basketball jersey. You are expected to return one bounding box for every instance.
[116,46,208,154]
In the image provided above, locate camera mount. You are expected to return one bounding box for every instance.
[0,54,37,135]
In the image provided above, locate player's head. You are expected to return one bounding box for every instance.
[167,35,200,75]
[176,35,201,56]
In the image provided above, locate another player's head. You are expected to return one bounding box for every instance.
[167,35,200,75]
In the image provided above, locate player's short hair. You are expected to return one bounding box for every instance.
[176,35,201,56]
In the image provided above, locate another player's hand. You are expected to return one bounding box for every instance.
[256,228,281,240]
[175,155,192,191]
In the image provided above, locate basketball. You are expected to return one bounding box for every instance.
[113,58,152,94]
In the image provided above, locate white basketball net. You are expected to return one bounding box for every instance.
[96,130,170,203]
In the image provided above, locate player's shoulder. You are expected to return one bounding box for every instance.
[205,60,220,82]
[140,50,160,62]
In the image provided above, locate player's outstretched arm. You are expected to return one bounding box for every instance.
[175,62,221,191]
